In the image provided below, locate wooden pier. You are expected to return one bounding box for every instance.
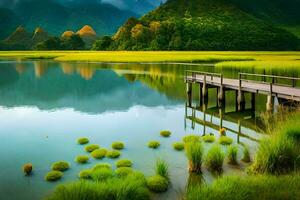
[185,70,300,112]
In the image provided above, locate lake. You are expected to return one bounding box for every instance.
[1,60,295,200]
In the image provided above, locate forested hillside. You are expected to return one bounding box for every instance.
[96,0,299,50]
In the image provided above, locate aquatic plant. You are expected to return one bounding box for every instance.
[205,145,225,173]
[146,175,168,193]
[85,144,100,152]
[186,174,300,200]
[106,150,121,159]
[219,136,233,145]
[75,155,89,164]
[116,159,133,168]
[155,159,169,180]
[183,134,201,143]
[93,163,112,170]
[91,148,107,159]
[185,141,204,173]
[78,169,92,179]
[23,163,33,175]
[77,137,89,145]
[91,168,114,182]
[115,167,134,178]
[148,141,160,149]
[227,145,238,165]
[112,142,125,150]
[160,130,171,137]
[47,174,150,200]
[202,134,216,143]
[219,128,226,136]
[249,134,296,174]
[51,161,70,171]
[172,142,185,151]
[45,170,63,182]
[241,145,251,163]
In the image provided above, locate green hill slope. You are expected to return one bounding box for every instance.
[108,0,299,50]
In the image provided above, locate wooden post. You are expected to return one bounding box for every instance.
[186,82,192,107]
[237,73,245,111]
[202,74,208,108]
[266,77,274,112]
[218,75,225,108]
[199,83,203,106]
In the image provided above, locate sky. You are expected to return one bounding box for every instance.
[0,0,163,9]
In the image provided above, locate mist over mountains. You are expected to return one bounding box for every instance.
[0,0,163,39]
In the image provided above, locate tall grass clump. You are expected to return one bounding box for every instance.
[155,159,169,180]
[185,141,204,173]
[186,174,300,200]
[46,173,150,200]
[227,145,238,165]
[205,145,225,173]
[241,144,251,163]
[249,134,296,174]
[91,168,114,182]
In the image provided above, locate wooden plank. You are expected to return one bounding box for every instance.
[186,75,300,102]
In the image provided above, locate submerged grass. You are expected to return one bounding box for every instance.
[186,174,300,200]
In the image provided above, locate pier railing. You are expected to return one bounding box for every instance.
[185,70,223,85]
[239,73,300,88]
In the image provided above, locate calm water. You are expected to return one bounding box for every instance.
[0,60,292,200]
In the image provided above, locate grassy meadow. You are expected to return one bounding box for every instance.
[0,51,300,69]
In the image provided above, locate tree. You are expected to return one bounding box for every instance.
[35,37,62,50]
[92,36,113,50]
[61,34,85,50]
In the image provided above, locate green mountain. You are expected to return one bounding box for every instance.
[108,0,299,50]
[4,26,32,49]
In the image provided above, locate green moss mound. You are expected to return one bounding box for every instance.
[148,141,160,149]
[91,148,107,159]
[219,136,233,145]
[75,155,89,164]
[77,137,89,145]
[146,175,169,193]
[51,161,70,171]
[202,134,216,143]
[85,144,100,152]
[111,142,125,150]
[106,150,121,159]
[183,134,201,143]
[116,159,133,168]
[93,163,112,170]
[205,145,225,173]
[172,142,185,151]
[160,130,171,137]
[45,170,63,182]
[115,167,134,177]
[78,169,92,179]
